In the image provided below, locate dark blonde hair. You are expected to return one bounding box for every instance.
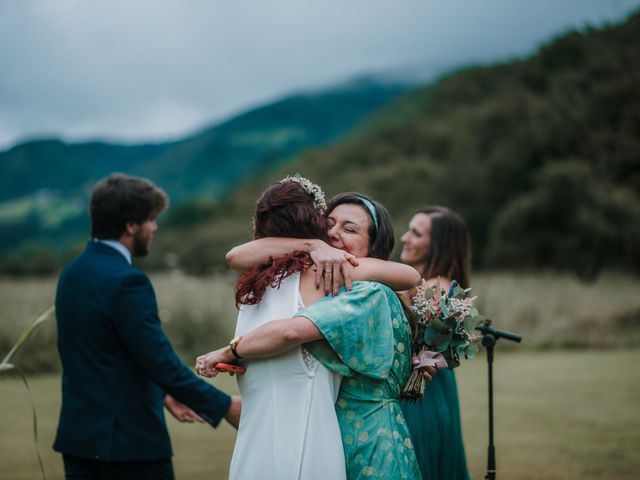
[417,206,471,288]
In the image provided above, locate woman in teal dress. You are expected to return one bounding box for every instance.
[398,206,471,480]
[198,193,427,480]
[300,280,418,479]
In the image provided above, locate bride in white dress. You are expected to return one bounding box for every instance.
[231,272,345,480]
[228,177,345,480]
[207,176,420,480]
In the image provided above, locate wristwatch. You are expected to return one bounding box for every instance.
[229,335,244,360]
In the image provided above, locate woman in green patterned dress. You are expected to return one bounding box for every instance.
[198,193,427,480]
[398,207,471,480]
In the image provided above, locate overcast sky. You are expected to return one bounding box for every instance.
[1,0,638,150]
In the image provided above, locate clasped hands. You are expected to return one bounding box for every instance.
[309,241,359,296]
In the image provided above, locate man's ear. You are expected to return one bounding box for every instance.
[124,222,139,236]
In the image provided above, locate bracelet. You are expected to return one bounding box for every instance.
[229,336,243,360]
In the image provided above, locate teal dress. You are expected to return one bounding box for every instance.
[400,370,470,480]
[299,281,421,480]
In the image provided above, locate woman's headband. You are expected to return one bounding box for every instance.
[356,196,379,231]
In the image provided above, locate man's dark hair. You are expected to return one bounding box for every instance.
[90,173,168,239]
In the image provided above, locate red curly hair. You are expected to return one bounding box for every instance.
[235,179,328,306]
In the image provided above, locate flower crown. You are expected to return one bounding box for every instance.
[280,173,327,213]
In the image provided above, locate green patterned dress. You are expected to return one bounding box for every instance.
[299,281,421,480]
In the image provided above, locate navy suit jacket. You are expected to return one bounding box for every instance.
[53,241,231,461]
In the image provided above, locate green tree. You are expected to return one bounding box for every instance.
[489,161,640,279]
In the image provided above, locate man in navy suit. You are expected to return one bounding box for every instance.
[54,173,240,479]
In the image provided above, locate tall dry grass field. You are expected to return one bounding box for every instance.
[472,271,640,349]
[0,271,240,372]
[2,271,638,372]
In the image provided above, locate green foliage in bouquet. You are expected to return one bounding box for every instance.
[401,280,482,401]
[418,281,482,368]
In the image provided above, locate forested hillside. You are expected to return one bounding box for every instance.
[145,10,640,279]
[0,79,405,269]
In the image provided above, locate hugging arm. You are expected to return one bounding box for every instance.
[348,258,420,292]
[196,316,323,377]
[196,290,435,382]
[226,238,356,272]
[227,238,358,294]
[227,238,418,293]
[226,238,312,271]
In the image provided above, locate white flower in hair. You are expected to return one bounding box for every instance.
[280,173,327,213]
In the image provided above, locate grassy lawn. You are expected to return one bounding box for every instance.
[459,349,640,480]
[1,350,639,479]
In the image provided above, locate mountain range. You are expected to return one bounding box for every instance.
[2,10,639,279]
[0,78,407,254]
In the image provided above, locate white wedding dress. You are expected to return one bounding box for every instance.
[229,273,346,480]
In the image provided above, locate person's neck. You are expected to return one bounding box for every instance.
[116,235,135,256]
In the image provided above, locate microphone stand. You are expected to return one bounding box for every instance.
[475,320,522,480]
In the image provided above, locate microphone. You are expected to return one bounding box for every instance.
[476,321,522,343]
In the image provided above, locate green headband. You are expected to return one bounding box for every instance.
[357,196,379,231]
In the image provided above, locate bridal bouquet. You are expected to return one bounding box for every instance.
[400,280,482,401]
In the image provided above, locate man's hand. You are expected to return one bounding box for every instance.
[309,241,358,295]
[164,394,204,423]
[224,395,242,429]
